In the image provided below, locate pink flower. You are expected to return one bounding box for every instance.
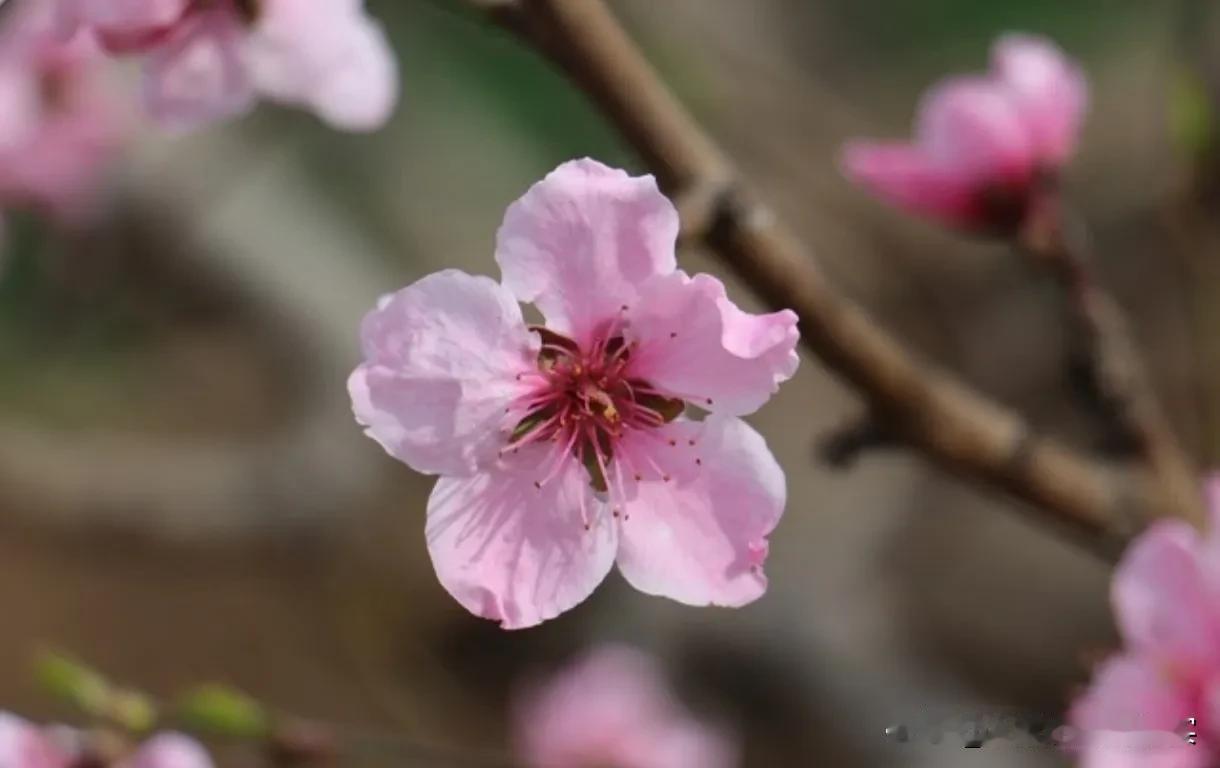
[0,714,71,768]
[0,715,213,768]
[1067,477,1220,767]
[0,1,124,227]
[348,159,799,629]
[841,34,1087,232]
[123,733,214,768]
[58,0,398,131]
[513,645,737,768]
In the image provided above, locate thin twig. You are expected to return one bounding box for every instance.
[473,0,1206,547]
[1018,190,1204,528]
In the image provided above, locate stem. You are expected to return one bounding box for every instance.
[474,0,1206,548]
[1020,190,1204,531]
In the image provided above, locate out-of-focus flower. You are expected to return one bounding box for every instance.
[349,158,799,629]
[0,713,215,768]
[0,714,71,768]
[57,0,398,131]
[1066,477,1220,767]
[122,733,214,768]
[841,34,1087,233]
[513,645,737,768]
[0,0,124,229]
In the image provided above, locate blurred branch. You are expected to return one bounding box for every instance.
[473,0,1205,548]
[1019,193,1204,528]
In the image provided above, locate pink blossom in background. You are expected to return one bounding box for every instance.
[513,645,737,768]
[57,0,398,131]
[0,714,70,768]
[841,34,1087,233]
[1067,477,1220,767]
[0,1,124,229]
[123,733,214,768]
[349,158,799,629]
[0,714,214,768]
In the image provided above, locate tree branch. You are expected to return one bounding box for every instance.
[472,0,1207,548]
[1019,194,1204,528]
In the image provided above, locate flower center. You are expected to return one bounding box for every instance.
[503,325,684,499]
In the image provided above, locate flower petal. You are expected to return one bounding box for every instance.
[426,446,616,630]
[514,645,737,768]
[840,141,980,228]
[126,734,214,768]
[141,8,254,130]
[1069,654,1203,768]
[1112,520,1220,671]
[495,158,679,347]
[992,34,1088,166]
[625,271,798,416]
[349,269,539,477]
[615,415,784,607]
[245,0,398,131]
[915,75,1034,186]
[0,714,70,768]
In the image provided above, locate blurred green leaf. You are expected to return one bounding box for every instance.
[109,689,159,734]
[35,651,110,715]
[1170,68,1216,163]
[176,684,270,739]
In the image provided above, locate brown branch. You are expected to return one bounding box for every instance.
[1019,195,1204,526]
[475,0,1205,547]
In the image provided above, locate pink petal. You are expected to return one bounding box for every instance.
[992,34,1088,166]
[1112,520,1220,671]
[840,141,980,228]
[426,445,616,630]
[59,0,188,39]
[141,8,254,130]
[495,158,679,347]
[915,75,1035,186]
[244,0,398,131]
[626,271,798,416]
[0,714,71,768]
[615,415,785,607]
[1069,654,1204,768]
[1070,654,1193,732]
[513,645,736,768]
[348,269,539,477]
[126,734,214,768]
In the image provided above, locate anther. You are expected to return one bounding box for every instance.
[695,458,702,466]
[633,473,642,482]
[706,398,714,405]
[663,474,671,482]
[669,331,677,339]
[533,480,542,489]
[667,439,677,446]
[688,439,696,446]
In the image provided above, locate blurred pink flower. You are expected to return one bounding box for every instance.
[349,158,798,629]
[0,1,124,228]
[841,34,1087,233]
[513,645,737,768]
[0,714,214,768]
[123,733,214,768]
[1067,477,1220,767]
[58,0,398,131]
[0,714,71,768]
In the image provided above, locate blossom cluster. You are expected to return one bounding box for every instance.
[0,714,213,768]
[0,0,398,234]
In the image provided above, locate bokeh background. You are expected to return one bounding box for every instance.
[2,0,1217,765]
